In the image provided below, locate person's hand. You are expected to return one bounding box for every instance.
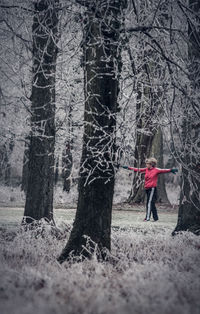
[122,166,129,169]
[171,168,178,174]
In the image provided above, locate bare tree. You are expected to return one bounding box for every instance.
[23,0,59,223]
[58,0,127,262]
[173,0,200,235]
[127,0,170,204]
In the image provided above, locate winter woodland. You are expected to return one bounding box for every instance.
[0,0,200,313]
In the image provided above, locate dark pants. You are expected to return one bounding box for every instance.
[145,187,158,221]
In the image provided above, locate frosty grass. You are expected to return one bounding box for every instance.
[0,212,200,314]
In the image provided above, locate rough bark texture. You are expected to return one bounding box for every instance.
[23,0,59,223]
[173,0,200,235]
[58,0,126,262]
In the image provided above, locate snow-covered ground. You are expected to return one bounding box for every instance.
[0,207,200,314]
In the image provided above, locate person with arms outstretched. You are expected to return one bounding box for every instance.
[122,157,178,221]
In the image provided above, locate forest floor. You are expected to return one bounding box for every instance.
[0,203,178,230]
[0,204,200,314]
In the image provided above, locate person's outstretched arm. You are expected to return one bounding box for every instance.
[157,168,178,174]
[122,166,146,173]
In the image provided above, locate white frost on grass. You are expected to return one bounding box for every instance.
[0,223,200,314]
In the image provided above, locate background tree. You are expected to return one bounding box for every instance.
[173,0,200,234]
[62,141,73,192]
[58,0,127,262]
[62,99,73,192]
[150,127,169,203]
[127,1,170,204]
[23,0,59,223]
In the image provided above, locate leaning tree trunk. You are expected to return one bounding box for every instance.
[173,0,200,235]
[23,0,59,224]
[58,0,126,263]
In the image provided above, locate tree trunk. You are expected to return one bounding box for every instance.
[4,137,15,186]
[54,156,59,186]
[173,0,200,235]
[128,77,156,203]
[58,0,126,262]
[128,127,170,204]
[23,0,59,224]
[62,141,73,192]
[150,127,170,204]
[62,102,73,192]
[127,131,154,203]
[128,3,169,204]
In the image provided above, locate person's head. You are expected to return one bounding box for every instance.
[145,157,157,169]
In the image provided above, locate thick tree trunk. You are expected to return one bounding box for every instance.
[23,0,59,224]
[173,0,200,235]
[58,0,126,262]
[173,165,200,235]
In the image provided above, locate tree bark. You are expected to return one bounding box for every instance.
[23,0,59,224]
[58,0,126,262]
[173,0,200,235]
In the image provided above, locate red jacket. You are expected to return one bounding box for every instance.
[128,167,171,189]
